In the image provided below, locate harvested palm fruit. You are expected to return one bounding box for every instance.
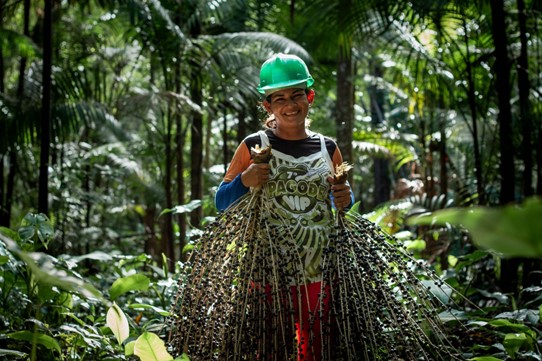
[167,159,464,360]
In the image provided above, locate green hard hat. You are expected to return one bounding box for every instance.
[257,53,314,95]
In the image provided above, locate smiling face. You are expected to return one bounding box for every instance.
[263,88,312,132]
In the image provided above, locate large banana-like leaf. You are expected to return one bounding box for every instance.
[409,197,542,258]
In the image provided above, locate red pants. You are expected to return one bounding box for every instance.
[264,282,331,361]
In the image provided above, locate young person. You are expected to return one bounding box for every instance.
[215,53,353,361]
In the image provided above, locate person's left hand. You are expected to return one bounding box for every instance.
[327,176,351,210]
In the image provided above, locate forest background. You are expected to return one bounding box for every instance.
[1,0,542,360]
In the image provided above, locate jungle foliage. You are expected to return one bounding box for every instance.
[1,0,541,360]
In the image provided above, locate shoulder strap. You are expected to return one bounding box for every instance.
[258,130,270,147]
[318,134,334,174]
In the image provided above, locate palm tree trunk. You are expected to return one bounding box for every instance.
[290,0,295,25]
[174,62,188,262]
[462,15,485,204]
[38,0,53,215]
[222,107,229,177]
[490,0,515,205]
[164,108,175,269]
[0,0,4,93]
[190,70,203,227]
[537,127,542,195]
[176,116,187,262]
[237,109,247,144]
[516,0,533,197]
[0,154,3,225]
[0,0,5,222]
[335,42,354,171]
[490,0,518,295]
[0,151,14,228]
[369,60,390,206]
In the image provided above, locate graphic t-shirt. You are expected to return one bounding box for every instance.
[257,130,335,282]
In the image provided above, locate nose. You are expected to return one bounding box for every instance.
[285,97,298,106]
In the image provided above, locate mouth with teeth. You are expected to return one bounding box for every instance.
[284,111,300,116]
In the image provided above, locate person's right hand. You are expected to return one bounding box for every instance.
[241,163,271,188]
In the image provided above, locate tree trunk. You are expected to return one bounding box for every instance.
[237,109,247,144]
[38,0,53,216]
[490,0,518,295]
[335,42,354,172]
[176,115,187,262]
[1,152,18,231]
[163,108,175,269]
[222,108,229,177]
[0,0,4,93]
[190,70,203,227]
[290,0,295,25]
[537,127,542,195]
[174,62,188,262]
[462,15,485,205]
[490,0,515,205]
[189,16,203,227]
[0,155,3,226]
[369,60,390,206]
[516,0,533,197]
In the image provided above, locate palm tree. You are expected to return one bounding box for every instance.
[38,0,53,216]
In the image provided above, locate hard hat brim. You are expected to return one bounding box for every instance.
[257,78,314,95]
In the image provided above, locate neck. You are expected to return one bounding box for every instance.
[273,126,308,140]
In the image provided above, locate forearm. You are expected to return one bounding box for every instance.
[215,174,250,212]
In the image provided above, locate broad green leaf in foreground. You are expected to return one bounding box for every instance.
[134,331,173,361]
[408,197,542,258]
[106,303,130,345]
[109,274,150,300]
[8,331,61,353]
[0,234,103,301]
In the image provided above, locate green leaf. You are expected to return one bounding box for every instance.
[109,274,150,300]
[404,239,426,252]
[18,213,54,245]
[175,354,191,361]
[503,333,527,355]
[134,331,173,361]
[125,341,135,356]
[0,348,27,357]
[128,303,171,317]
[0,255,9,265]
[0,28,39,58]
[0,234,104,301]
[106,303,130,345]
[421,280,452,304]
[8,331,61,353]
[0,226,20,241]
[71,251,114,263]
[408,197,542,258]
[468,357,503,361]
[160,200,202,216]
